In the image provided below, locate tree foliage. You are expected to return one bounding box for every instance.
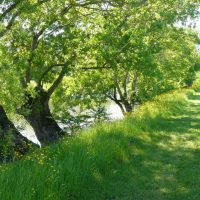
[0,0,199,155]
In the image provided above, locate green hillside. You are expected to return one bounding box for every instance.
[1,89,200,200]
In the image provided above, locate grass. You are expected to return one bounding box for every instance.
[1,88,200,199]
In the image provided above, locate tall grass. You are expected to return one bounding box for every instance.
[0,89,197,200]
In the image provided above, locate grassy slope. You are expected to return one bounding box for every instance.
[1,89,200,200]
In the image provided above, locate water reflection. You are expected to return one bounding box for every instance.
[15,102,124,146]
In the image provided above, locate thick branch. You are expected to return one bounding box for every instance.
[47,65,67,98]
[38,64,66,87]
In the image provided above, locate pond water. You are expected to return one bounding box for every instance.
[16,102,124,146]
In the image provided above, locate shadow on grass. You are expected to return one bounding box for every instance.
[1,91,200,200]
[110,91,200,200]
[86,125,200,200]
[113,125,200,199]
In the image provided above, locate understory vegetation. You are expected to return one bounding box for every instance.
[1,89,200,200]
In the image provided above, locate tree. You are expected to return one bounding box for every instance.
[83,0,200,114]
[0,0,124,145]
[0,2,40,156]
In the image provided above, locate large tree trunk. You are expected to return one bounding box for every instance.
[22,89,65,146]
[0,105,34,162]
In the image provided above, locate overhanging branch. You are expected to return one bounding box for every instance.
[0,0,21,21]
[81,66,112,70]
[38,63,67,87]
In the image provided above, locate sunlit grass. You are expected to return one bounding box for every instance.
[1,88,200,200]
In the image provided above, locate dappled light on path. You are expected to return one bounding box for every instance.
[124,90,200,199]
[1,90,200,200]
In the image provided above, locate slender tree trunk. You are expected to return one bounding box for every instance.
[0,105,34,162]
[115,100,125,115]
[114,72,133,114]
[22,90,65,146]
[123,102,133,113]
[131,72,138,111]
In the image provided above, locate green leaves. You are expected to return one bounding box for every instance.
[0,0,199,117]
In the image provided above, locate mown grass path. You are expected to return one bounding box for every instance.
[128,92,200,200]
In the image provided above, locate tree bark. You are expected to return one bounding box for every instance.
[131,72,138,111]
[22,89,65,146]
[123,101,133,113]
[114,73,133,113]
[0,105,34,162]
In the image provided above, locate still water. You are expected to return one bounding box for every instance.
[16,102,124,146]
